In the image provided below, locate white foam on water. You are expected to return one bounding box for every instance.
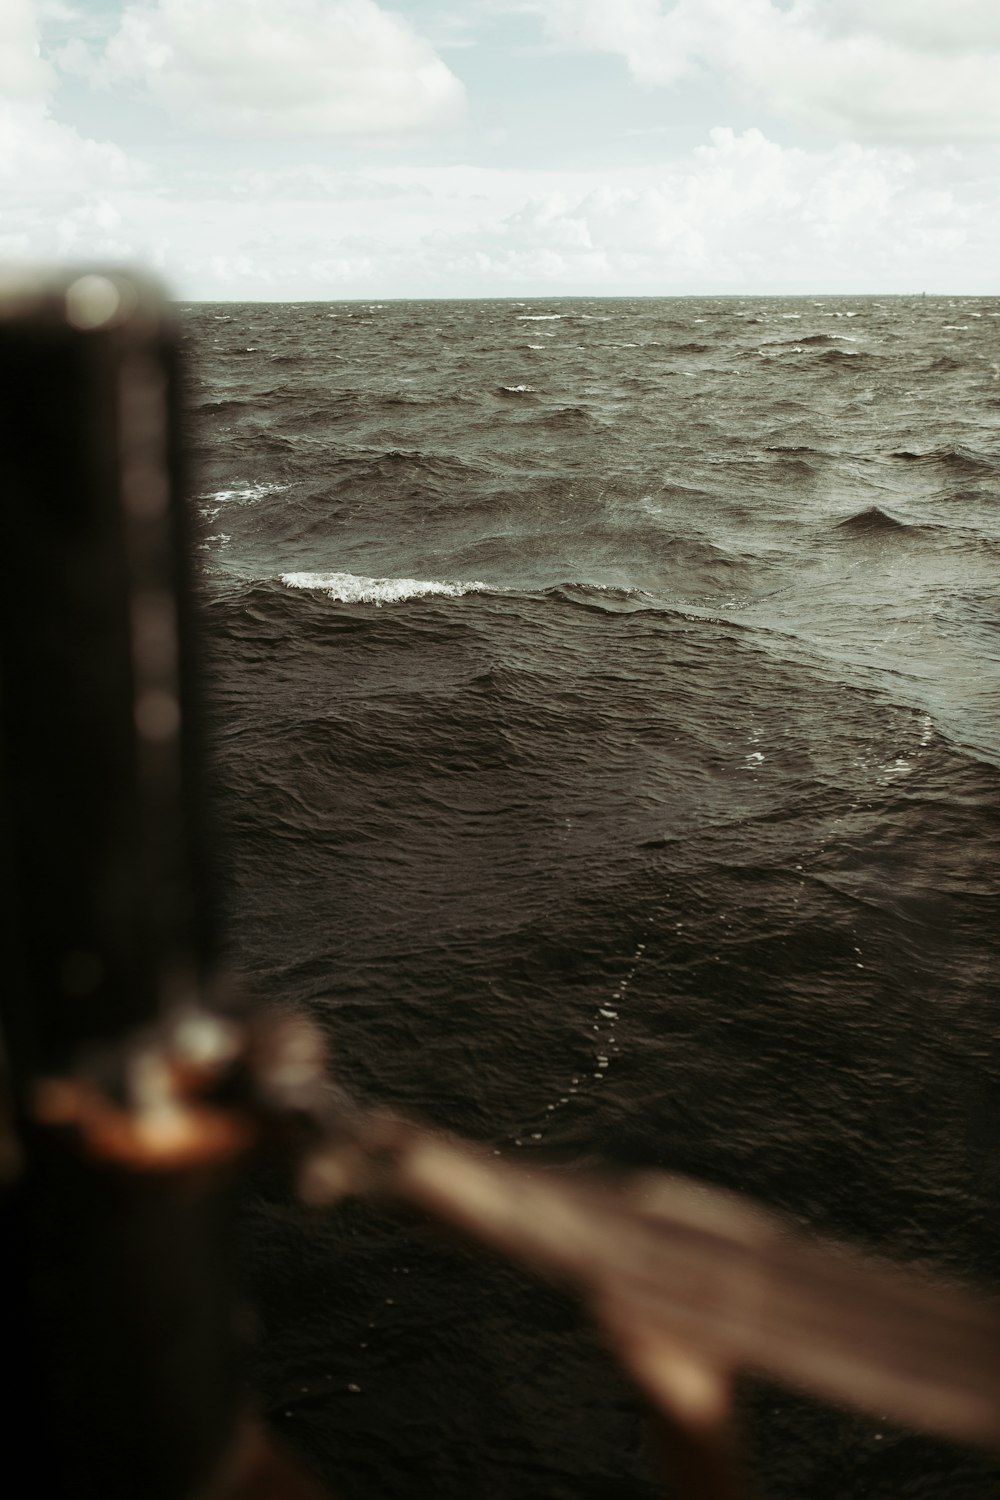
[280,571,489,606]
[201,481,289,506]
[516,314,563,320]
[500,384,535,393]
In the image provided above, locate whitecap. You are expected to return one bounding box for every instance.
[280,571,489,606]
[201,481,289,506]
[499,384,535,394]
[516,314,563,321]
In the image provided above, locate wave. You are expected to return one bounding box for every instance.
[194,397,249,417]
[755,344,804,359]
[546,582,654,614]
[376,392,476,409]
[534,406,597,429]
[753,334,856,357]
[889,445,997,473]
[279,571,490,606]
[498,385,535,396]
[323,448,492,490]
[198,481,289,508]
[763,444,823,455]
[275,569,751,619]
[836,506,911,535]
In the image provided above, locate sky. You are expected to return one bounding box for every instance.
[2,0,1000,299]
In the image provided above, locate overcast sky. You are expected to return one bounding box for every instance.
[3,0,1000,299]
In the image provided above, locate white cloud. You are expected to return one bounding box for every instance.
[823,1,1000,52]
[0,99,146,262]
[536,0,1000,142]
[451,128,987,291]
[4,1,997,298]
[67,0,467,135]
[0,1,146,268]
[84,131,994,298]
[0,0,57,97]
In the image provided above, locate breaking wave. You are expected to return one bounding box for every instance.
[279,571,490,606]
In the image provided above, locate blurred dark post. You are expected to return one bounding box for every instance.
[0,270,244,1500]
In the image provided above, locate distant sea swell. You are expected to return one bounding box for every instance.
[184,296,1000,1500]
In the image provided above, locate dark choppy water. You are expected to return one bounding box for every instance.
[183,297,1000,1498]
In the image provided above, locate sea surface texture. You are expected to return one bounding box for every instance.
[184,297,1000,1500]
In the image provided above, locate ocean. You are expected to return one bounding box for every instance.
[181,296,1000,1499]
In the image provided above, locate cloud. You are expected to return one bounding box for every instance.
[64,0,467,135]
[85,131,993,299]
[535,0,1000,143]
[0,0,57,97]
[3,121,996,296]
[225,166,433,202]
[824,1,1000,52]
[4,0,995,300]
[0,98,146,261]
[450,128,989,291]
[0,2,146,265]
